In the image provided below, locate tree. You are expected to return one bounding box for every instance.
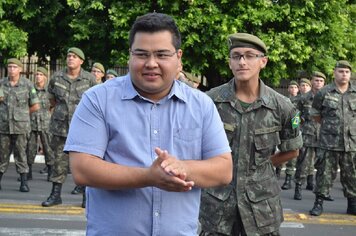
[1,0,355,87]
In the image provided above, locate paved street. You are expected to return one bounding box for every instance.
[0,162,355,235]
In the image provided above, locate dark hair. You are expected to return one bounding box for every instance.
[129,13,181,50]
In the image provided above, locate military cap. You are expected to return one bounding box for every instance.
[36,67,48,77]
[93,62,105,73]
[288,80,299,87]
[228,33,267,54]
[67,47,85,60]
[106,69,118,77]
[312,71,326,80]
[299,78,311,86]
[7,58,23,68]
[335,60,352,71]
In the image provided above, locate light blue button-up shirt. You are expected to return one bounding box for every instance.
[64,74,231,236]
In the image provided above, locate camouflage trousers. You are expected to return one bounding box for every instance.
[49,135,68,184]
[314,149,356,198]
[284,158,296,176]
[0,133,29,174]
[27,130,54,166]
[294,146,316,184]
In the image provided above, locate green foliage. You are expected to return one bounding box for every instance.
[0,0,355,87]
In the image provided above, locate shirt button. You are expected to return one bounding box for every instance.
[153,130,158,134]
[154,212,159,217]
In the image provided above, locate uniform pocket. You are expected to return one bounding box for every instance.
[200,185,234,227]
[246,177,281,227]
[254,127,281,166]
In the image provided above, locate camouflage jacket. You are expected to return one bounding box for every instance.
[297,91,320,147]
[0,77,39,134]
[312,81,356,152]
[30,86,51,131]
[48,68,96,137]
[289,94,300,107]
[200,78,303,235]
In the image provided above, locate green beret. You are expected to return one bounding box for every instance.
[335,60,352,71]
[288,80,299,87]
[67,47,85,60]
[299,78,311,86]
[228,33,267,54]
[36,67,48,77]
[312,71,326,80]
[106,69,118,77]
[93,62,105,73]
[7,58,23,68]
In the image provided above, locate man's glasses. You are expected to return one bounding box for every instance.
[130,50,177,61]
[229,53,265,62]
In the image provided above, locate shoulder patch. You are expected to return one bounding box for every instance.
[291,111,300,129]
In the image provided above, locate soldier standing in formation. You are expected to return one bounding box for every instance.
[41,48,96,207]
[280,80,300,187]
[26,67,54,181]
[293,71,325,200]
[105,69,118,81]
[91,62,105,84]
[0,58,40,192]
[199,33,303,235]
[310,60,356,216]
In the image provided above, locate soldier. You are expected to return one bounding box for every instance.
[105,69,118,81]
[41,48,96,207]
[199,33,303,235]
[91,62,105,84]
[25,67,54,181]
[280,80,300,188]
[310,60,356,216]
[293,71,325,200]
[299,78,312,94]
[0,58,40,192]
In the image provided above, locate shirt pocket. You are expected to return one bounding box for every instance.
[253,126,281,166]
[173,128,202,160]
[322,97,339,117]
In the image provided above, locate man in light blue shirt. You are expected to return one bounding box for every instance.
[64,13,232,236]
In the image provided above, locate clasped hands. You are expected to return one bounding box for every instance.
[151,147,194,192]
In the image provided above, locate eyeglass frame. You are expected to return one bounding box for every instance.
[229,52,266,62]
[130,49,178,61]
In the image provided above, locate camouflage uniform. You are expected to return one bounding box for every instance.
[48,68,96,184]
[0,77,39,174]
[294,91,319,185]
[282,95,300,176]
[199,79,303,236]
[312,81,356,199]
[27,85,54,166]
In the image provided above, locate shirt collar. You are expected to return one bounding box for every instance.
[122,74,187,103]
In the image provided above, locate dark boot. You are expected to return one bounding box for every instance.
[0,172,3,190]
[19,173,30,192]
[323,195,335,201]
[294,183,302,200]
[27,164,33,180]
[71,185,84,194]
[42,183,62,207]
[347,197,356,215]
[310,196,324,216]
[306,175,314,191]
[39,165,48,174]
[281,174,292,190]
[81,187,86,208]
[275,166,281,179]
[47,165,52,182]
